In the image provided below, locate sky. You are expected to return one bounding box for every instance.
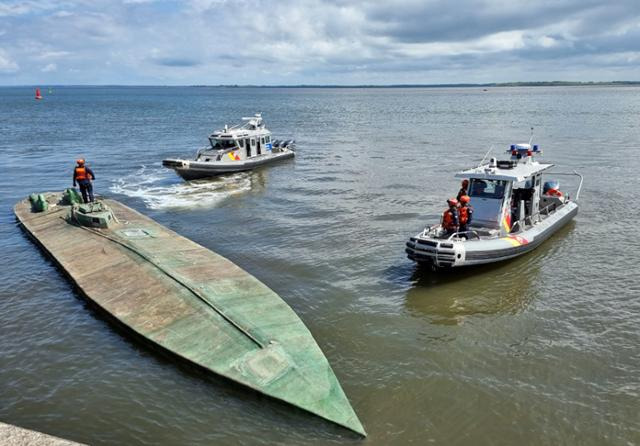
[0,0,639,85]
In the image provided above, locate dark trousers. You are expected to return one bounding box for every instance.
[79,182,94,203]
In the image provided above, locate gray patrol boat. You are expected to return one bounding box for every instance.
[406,141,583,268]
[163,114,295,180]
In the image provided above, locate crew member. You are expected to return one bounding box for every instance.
[458,195,473,234]
[472,180,487,196]
[442,198,459,236]
[457,179,469,201]
[73,159,96,203]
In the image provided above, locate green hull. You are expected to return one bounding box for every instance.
[14,193,365,436]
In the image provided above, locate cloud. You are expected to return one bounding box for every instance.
[0,0,638,84]
[38,51,72,59]
[152,57,201,67]
[41,63,57,72]
[0,0,62,17]
[53,10,74,18]
[0,50,19,73]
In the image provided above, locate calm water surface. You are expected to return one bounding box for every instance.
[1,86,639,445]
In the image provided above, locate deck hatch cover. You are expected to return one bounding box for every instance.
[118,228,153,239]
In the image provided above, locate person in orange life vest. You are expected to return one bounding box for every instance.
[458,195,473,233]
[73,159,96,203]
[457,179,469,201]
[442,198,459,236]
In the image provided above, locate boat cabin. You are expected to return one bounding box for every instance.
[196,114,273,162]
[455,143,562,236]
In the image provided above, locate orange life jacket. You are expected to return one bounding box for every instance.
[75,166,88,181]
[442,208,458,230]
[459,205,470,225]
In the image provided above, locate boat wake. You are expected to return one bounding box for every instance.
[110,165,253,209]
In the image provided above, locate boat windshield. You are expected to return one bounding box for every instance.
[469,179,507,199]
[210,138,237,150]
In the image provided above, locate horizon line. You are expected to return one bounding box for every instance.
[3,80,640,88]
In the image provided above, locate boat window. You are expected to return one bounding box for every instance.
[239,139,244,148]
[251,139,255,146]
[469,179,507,199]
[261,137,265,144]
[266,136,271,143]
[210,138,237,150]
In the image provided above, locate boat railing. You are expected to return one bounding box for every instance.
[447,230,481,240]
[421,225,482,241]
[511,213,542,233]
[539,203,557,216]
[421,224,440,237]
[510,201,562,233]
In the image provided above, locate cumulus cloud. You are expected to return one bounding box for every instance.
[0,0,62,17]
[0,0,638,84]
[0,50,19,73]
[152,57,200,67]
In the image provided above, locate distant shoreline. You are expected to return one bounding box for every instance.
[193,81,640,88]
[3,81,640,88]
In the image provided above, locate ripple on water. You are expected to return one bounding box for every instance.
[109,165,254,209]
[3,86,640,445]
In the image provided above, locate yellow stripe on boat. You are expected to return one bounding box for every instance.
[502,214,511,233]
[501,235,529,246]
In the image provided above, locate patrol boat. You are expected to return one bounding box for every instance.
[163,114,295,180]
[406,142,583,268]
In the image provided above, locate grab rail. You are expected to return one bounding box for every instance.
[447,230,481,240]
[510,200,564,234]
[421,224,440,238]
[420,225,480,240]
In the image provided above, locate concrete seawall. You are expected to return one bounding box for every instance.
[0,422,84,445]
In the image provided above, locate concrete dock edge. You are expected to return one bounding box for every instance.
[0,422,85,445]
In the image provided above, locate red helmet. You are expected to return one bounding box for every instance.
[76,158,85,165]
[460,195,470,204]
[447,198,458,206]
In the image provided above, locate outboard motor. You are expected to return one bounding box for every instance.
[543,180,560,193]
[272,139,281,148]
[541,179,564,204]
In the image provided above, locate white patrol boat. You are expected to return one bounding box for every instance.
[163,114,295,180]
[406,141,583,269]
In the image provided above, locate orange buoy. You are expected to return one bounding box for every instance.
[35,88,43,100]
